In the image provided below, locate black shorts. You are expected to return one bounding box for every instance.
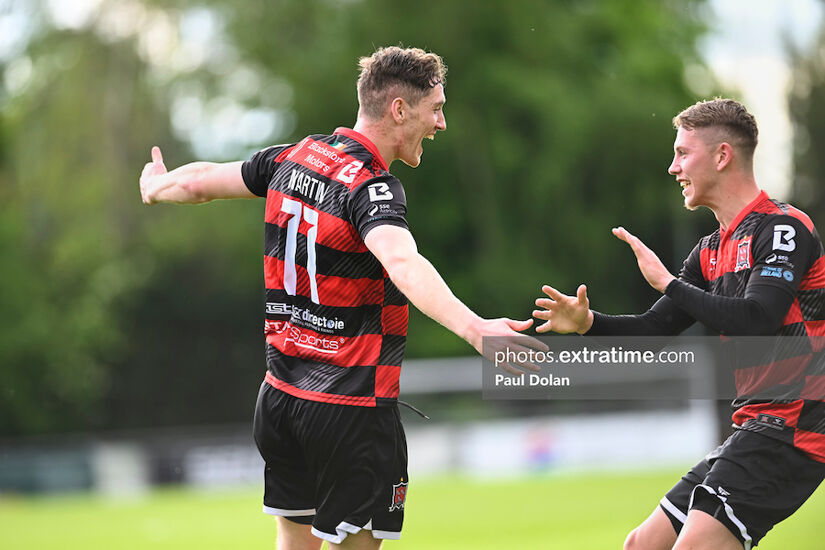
[253,381,408,544]
[660,429,825,549]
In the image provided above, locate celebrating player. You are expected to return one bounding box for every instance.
[533,99,825,550]
[140,46,543,550]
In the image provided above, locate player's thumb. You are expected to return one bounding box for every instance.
[505,318,534,332]
[151,146,164,166]
[576,284,588,305]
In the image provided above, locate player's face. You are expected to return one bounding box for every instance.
[667,127,720,211]
[399,84,446,168]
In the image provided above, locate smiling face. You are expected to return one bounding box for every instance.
[667,126,722,211]
[397,83,446,167]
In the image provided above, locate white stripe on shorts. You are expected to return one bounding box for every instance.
[659,496,687,524]
[311,520,400,543]
[689,484,753,550]
[263,505,316,516]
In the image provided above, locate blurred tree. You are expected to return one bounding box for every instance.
[789,19,825,231]
[0,3,265,434]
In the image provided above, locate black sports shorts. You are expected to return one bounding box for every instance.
[253,381,408,544]
[659,429,825,549]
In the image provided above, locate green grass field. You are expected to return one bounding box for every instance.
[1,470,823,549]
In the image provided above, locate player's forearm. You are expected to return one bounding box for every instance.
[145,162,222,204]
[665,279,793,336]
[586,295,695,336]
[385,253,482,346]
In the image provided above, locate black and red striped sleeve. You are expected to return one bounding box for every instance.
[348,175,409,239]
[241,144,296,197]
[665,215,816,335]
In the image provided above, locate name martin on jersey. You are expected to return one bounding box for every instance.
[286,169,327,204]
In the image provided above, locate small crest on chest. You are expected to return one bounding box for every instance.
[734,238,751,272]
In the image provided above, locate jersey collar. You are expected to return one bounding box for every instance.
[722,189,770,237]
[334,127,388,172]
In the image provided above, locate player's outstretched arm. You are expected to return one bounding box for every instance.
[365,225,547,373]
[139,146,254,205]
[533,284,594,334]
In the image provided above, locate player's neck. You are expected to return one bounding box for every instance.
[353,117,396,168]
[712,178,761,231]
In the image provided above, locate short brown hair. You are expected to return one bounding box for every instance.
[357,46,447,120]
[673,98,759,161]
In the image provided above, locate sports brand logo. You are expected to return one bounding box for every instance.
[756,413,787,430]
[735,239,751,272]
[368,182,394,202]
[388,481,408,512]
[772,224,796,252]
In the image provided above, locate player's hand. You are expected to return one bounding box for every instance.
[612,226,675,293]
[139,146,170,204]
[533,284,593,334]
[471,317,549,375]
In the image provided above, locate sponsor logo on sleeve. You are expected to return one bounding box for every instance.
[772,224,796,252]
[368,182,394,202]
[760,266,794,281]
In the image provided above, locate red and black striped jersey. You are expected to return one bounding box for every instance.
[681,191,825,461]
[241,128,409,407]
[589,190,825,461]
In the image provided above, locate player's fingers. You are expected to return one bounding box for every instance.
[141,162,154,179]
[534,298,558,309]
[542,285,566,301]
[612,226,636,246]
[613,227,646,256]
[535,320,553,334]
[151,146,164,166]
[532,309,552,321]
[576,284,588,305]
[499,342,542,372]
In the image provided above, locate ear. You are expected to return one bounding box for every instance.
[390,97,406,124]
[715,142,733,172]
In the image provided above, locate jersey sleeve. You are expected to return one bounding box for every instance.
[348,175,409,239]
[663,216,816,336]
[747,214,816,298]
[241,144,295,197]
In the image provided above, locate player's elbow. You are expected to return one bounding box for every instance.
[382,252,421,293]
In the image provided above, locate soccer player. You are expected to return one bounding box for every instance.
[533,99,825,550]
[140,46,542,550]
